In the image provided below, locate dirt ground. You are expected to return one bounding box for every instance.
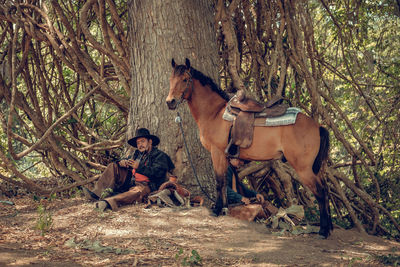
[0,196,399,267]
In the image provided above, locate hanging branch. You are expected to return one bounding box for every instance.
[0,1,130,192]
[215,0,247,92]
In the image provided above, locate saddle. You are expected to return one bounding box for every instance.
[225,90,288,157]
[147,181,206,208]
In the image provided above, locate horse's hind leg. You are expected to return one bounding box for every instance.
[297,169,332,238]
[315,176,333,238]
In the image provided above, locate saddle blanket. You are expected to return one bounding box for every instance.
[222,107,302,126]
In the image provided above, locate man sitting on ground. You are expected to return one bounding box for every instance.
[83,128,175,211]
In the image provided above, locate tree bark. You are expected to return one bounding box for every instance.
[127,0,219,203]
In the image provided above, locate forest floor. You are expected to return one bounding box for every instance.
[0,195,399,267]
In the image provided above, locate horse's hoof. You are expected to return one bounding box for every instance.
[211,207,220,217]
[316,234,328,240]
[318,229,331,239]
[210,210,218,217]
[222,207,229,216]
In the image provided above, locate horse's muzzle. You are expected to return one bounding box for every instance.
[166,99,177,110]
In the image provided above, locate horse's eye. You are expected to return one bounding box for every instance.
[183,79,187,82]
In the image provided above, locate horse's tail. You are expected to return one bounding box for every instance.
[312,126,330,174]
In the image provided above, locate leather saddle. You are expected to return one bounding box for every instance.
[225,90,288,158]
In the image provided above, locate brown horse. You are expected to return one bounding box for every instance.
[166,58,332,238]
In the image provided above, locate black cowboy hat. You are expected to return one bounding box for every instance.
[127,128,160,148]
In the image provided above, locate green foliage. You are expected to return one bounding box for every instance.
[347,257,363,267]
[374,253,400,266]
[100,188,114,199]
[304,206,319,223]
[332,216,352,230]
[34,193,56,236]
[175,248,203,266]
[35,203,53,236]
[310,0,400,238]
[65,187,80,198]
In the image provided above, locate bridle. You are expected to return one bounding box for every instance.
[171,68,215,203]
[176,70,193,107]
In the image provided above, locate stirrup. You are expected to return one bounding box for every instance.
[153,189,176,207]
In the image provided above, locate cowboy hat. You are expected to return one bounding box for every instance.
[127,128,160,147]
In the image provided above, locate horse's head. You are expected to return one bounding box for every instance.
[166,58,193,110]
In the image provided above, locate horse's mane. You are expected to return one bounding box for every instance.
[174,65,230,102]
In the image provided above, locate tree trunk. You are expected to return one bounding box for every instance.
[127,0,219,204]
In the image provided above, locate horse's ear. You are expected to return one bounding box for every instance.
[185,58,191,69]
[171,59,176,68]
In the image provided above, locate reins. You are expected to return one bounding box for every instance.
[175,111,215,203]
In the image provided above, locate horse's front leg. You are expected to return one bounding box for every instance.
[211,147,229,216]
[214,169,228,216]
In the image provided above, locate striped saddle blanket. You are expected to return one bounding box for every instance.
[223,106,302,126]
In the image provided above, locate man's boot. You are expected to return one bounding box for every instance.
[95,200,110,212]
[83,187,99,201]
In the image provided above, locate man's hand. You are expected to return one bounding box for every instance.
[119,159,139,169]
[256,193,265,203]
[241,197,250,205]
[119,159,130,168]
[130,159,139,169]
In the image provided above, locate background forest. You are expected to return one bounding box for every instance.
[0,0,399,240]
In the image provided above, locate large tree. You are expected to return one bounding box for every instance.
[127,0,219,201]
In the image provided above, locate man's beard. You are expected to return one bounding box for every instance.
[138,146,149,153]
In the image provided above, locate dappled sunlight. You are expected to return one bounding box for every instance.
[1,196,399,266]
